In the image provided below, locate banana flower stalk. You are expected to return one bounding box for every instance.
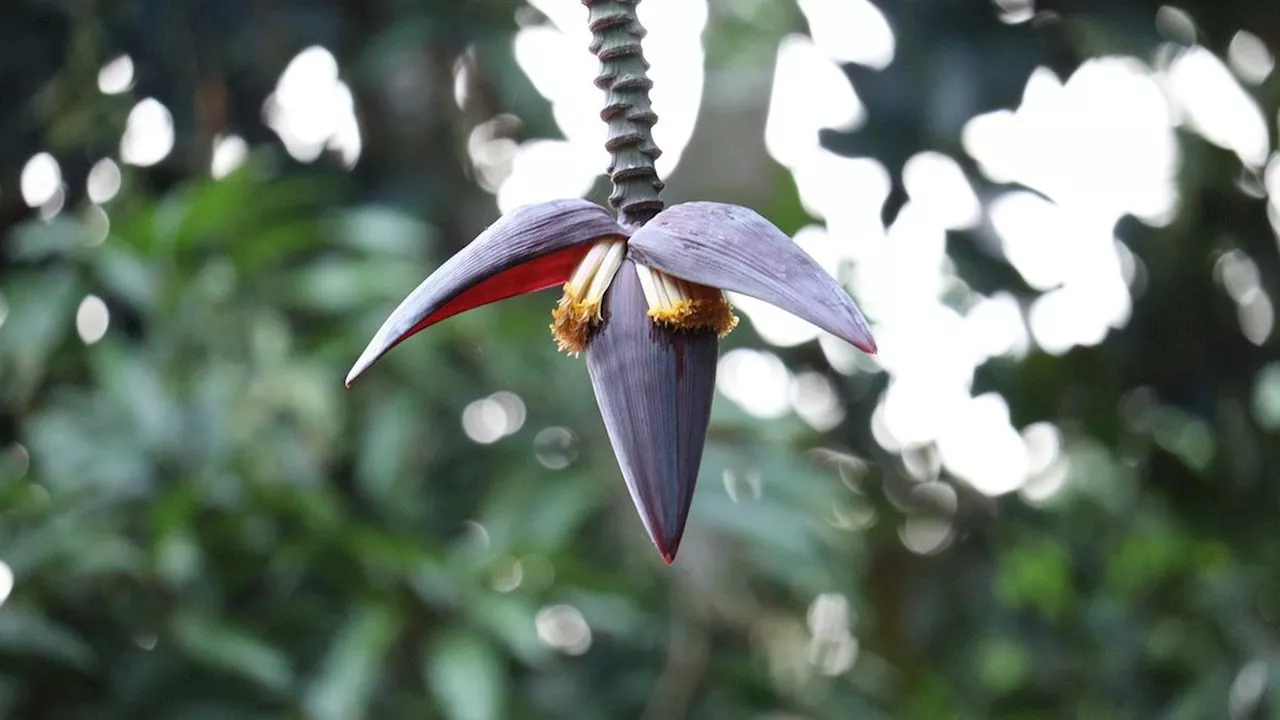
[346,0,875,563]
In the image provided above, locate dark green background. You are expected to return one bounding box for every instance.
[2,0,1279,718]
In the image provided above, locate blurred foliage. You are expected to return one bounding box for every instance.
[2,0,1280,718]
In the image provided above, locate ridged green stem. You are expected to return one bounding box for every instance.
[583,0,664,228]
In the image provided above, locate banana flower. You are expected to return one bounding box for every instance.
[346,0,875,563]
[346,200,874,562]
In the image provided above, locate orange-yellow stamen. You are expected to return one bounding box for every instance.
[551,238,626,353]
[634,263,738,338]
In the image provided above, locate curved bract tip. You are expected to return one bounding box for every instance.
[345,199,624,387]
[586,261,718,564]
[627,202,877,355]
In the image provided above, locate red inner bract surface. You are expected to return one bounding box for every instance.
[405,244,592,338]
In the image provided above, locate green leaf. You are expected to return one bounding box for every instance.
[335,205,433,258]
[92,242,158,313]
[0,269,78,366]
[424,631,505,720]
[355,394,418,510]
[978,637,1031,695]
[282,258,425,314]
[0,609,95,669]
[170,612,293,694]
[7,217,92,261]
[467,593,549,665]
[304,601,403,720]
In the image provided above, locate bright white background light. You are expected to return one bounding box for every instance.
[20,153,61,207]
[98,55,134,94]
[76,295,110,345]
[121,99,175,167]
[264,46,362,168]
[499,0,707,212]
[211,135,249,179]
[87,158,122,204]
[0,561,12,607]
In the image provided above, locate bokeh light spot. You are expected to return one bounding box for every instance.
[503,0,705,209]
[491,556,524,593]
[1227,31,1274,84]
[462,392,526,444]
[1229,660,1268,720]
[806,593,859,675]
[797,0,895,69]
[0,561,12,607]
[462,521,491,550]
[1167,45,1269,167]
[20,153,61,207]
[76,295,110,345]
[718,349,792,419]
[791,371,845,431]
[3,443,31,480]
[1155,6,1196,45]
[993,0,1034,24]
[263,46,362,168]
[536,604,591,655]
[902,151,981,230]
[765,34,864,169]
[97,55,134,94]
[211,135,249,179]
[937,393,1029,496]
[1252,364,1280,430]
[1237,289,1274,345]
[121,99,175,167]
[84,205,110,247]
[468,116,520,194]
[900,515,955,555]
[966,292,1029,360]
[461,401,504,444]
[533,427,578,470]
[87,158,122,204]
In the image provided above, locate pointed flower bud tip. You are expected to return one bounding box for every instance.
[586,260,716,566]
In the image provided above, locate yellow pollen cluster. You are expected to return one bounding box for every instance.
[550,240,740,353]
[635,264,738,338]
[551,238,626,354]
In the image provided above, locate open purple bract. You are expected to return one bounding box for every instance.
[347,199,874,563]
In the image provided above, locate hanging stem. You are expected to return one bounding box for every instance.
[584,0,664,228]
